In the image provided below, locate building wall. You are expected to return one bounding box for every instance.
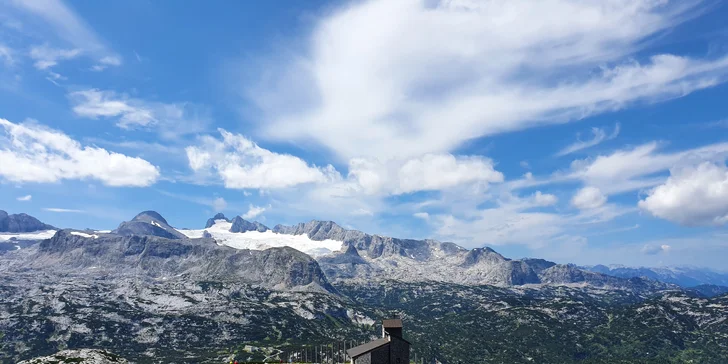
[353,352,371,364]
[371,345,390,364]
[389,337,410,364]
[353,339,408,364]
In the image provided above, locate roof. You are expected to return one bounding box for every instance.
[382,318,402,328]
[346,338,390,358]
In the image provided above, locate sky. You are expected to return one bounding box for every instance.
[1,0,728,270]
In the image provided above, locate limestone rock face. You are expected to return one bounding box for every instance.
[0,210,55,232]
[17,349,129,364]
[229,216,269,233]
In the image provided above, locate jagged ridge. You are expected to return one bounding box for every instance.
[0,210,55,232]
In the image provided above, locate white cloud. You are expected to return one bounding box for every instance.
[0,44,14,66]
[556,123,620,156]
[639,162,728,226]
[571,187,607,210]
[245,0,728,162]
[570,141,728,194]
[8,0,120,66]
[90,55,122,71]
[0,118,160,187]
[69,89,208,139]
[641,244,672,255]
[212,197,227,212]
[413,212,429,220]
[351,208,374,216]
[242,204,268,219]
[29,44,81,69]
[532,191,558,206]
[349,154,503,195]
[16,194,31,201]
[186,129,341,190]
[43,207,84,213]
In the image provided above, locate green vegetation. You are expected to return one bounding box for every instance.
[2,279,727,363]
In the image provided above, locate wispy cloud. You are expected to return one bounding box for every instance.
[556,123,621,157]
[29,44,81,70]
[43,207,85,213]
[8,0,121,67]
[244,0,727,163]
[16,194,32,201]
[242,204,268,219]
[69,89,209,139]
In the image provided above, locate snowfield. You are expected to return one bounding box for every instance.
[71,232,99,239]
[179,220,343,257]
[0,230,57,242]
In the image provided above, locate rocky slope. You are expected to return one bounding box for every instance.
[230,215,269,233]
[112,210,187,240]
[1,211,727,363]
[276,220,664,289]
[17,349,129,363]
[0,209,55,232]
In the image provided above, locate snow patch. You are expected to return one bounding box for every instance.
[0,230,57,242]
[179,220,342,257]
[70,231,98,239]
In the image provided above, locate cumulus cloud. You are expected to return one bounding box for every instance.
[186,129,340,190]
[29,44,81,69]
[245,0,728,162]
[567,141,728,195]
[69,89,208,139]
[532,191,558,207]
[639,162,728,226]
[16,194,31,201]
[0,118,159,187]
[556,123,620,156]
[349,154,503,195]
[242,204,268,219]
[571,187,607,210]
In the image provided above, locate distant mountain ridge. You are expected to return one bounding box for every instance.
[0,209,720,290]
[0,210,55,232]
[584,264,728,288]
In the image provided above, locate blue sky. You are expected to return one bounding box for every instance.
[1,0,728,269]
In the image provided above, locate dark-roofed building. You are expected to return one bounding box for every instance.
[347,319,410,364]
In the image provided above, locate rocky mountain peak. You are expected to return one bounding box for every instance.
[230,216,269,233]
[205,213,231,228]
[461,247,507,267]
[113,211,186,240]
[132,210,169,225]
[0,210,56,233]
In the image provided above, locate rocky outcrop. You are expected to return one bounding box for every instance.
[34,229,334,292]
[0,210,55,232]
[274,220,443,260]
[17,349,129,363]
[205,213,230,228]
[230,216,269,233]
[112,211,186,240]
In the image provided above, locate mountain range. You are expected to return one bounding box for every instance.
[2,209,728,363]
